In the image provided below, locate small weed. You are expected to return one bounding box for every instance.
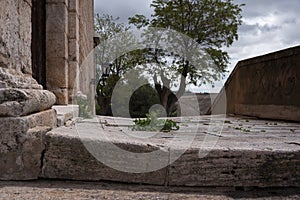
[290,129,295,133]
[261,130,266,133]
[225,120,232,124]
[132,112,179,132]
[234,126,250,133]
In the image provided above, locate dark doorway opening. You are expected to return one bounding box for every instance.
[31,0,46,88]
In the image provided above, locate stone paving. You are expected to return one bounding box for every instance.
[0,180,299,200]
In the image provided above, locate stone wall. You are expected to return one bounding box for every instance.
[45,0,95,114]
[0,0,39,89]
[46,0,69,104]
[212,46,300,122]
[78,0,95,115]
[0,0,56,180]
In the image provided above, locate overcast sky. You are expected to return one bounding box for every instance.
[94,0,300,92]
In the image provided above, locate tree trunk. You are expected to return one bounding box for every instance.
[96,89,111,116]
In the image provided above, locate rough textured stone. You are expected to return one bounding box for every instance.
[0,0,32,74]
[68,12,79,40]
[68,39,79,62]
[78,0,95,114]
[0,109,57,180]
[41,115,300,187]
[51,89,69,105]
[212,45,300,122]
[68,0,79,12]
[41,128,167,185]
[46,3,68,34]
[46,57,68,89]
[46,33,68,59]
[68,61,80,93]
[0,89,56,117]
[52,105,79,126]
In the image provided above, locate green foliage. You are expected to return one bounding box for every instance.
[75,94,92,119]
[128,0,244,115]
[129,84,160,118]
[129,0,244,80]
[132,112,179,132]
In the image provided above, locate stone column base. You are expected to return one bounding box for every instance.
[0,109,57,180]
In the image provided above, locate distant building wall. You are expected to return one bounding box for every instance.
[212,45,300,122]
[177,93,218,116]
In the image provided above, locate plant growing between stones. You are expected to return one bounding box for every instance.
[75,92,93,119]
[132,112,179,132]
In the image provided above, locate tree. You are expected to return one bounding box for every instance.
[94,14,161,116]
[94,14,136,115]
[129,0,244,116]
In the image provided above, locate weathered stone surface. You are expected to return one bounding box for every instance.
[68,39,79,62]
[46,33,68,59]
[0,109,57,180]
[41,115,300,187]
[50,88,69,105]
[52,105,79,126]
[41,126,167,185]
[68,0,79,12]
[0,89,56,117]
[68,61,79,92]
[0,0,32,74]
[212,45,300,122]
[46,3,68,34]
[46,57,68,89]
[178,93,218,116]
[169,149,300,187]
[68,12,79,40]
[78,0,95,114]
[0,0,43,90]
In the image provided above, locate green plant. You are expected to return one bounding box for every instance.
[75,92,92,119]
[132,112,179,132]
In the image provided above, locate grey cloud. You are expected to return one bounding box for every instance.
[94,0,152,23]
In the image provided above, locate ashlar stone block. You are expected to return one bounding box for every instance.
[46,3,68,34]
[68,39,79,62]
[68,12,79,40]
[46,32,68,59]
[46,57,68,89]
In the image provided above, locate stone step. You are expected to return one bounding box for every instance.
[40,115,300,187]
[52,105,79,127]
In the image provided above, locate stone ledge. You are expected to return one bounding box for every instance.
[52,105,79,127]
[0,109,57,180]
[40,115,300,187]
[0,89,56,117]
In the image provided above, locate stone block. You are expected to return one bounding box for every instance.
[68,12,79,39]
[68,0,79,12]
[40,116,300,187]
[51,88,69,105]
[0,89,56,117]
[68,39,79,62]
[46,57,68,89]
[68,61,79,90]
[0,109,56,180]
[169,149,300,187]
[46,32,68,59]
[46,3,68,34]
[46,0,68,5]
[40,125,167,185]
